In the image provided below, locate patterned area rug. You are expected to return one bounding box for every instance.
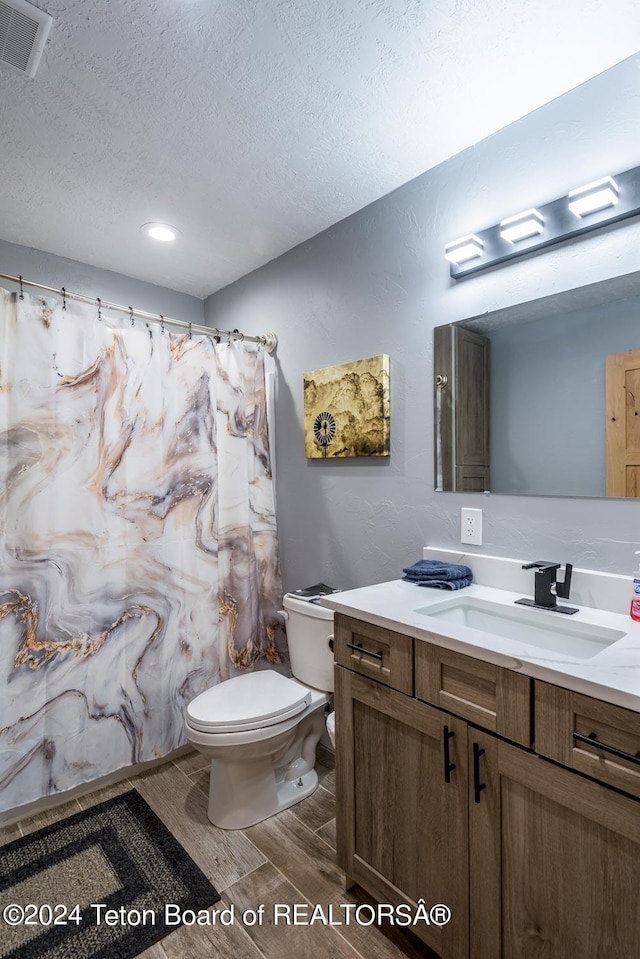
[0,790,220,959]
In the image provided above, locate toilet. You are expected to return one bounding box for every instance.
[184,593,335,829]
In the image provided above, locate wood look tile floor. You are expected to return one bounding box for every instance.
[2,746,435,959]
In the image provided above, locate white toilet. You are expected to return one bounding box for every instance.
[184,593,335,829]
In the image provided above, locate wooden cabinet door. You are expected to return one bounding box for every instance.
[335,665,469,959]
[470,733,640,959]
[467,729,501,959]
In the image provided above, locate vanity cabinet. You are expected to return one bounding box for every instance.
[335,613,640,959]
[335,666,469,958]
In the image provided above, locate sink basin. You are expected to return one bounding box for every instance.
[415,596,626,660]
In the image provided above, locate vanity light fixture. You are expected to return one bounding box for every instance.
[447,163,640,280]
[141,222,180,242]
[444,234,484,265]
[499,208,544,243]
[568,176,619,217]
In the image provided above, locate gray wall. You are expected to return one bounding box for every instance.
[204,54,640,590]
[489,294,640,497]
[0,239,204,324]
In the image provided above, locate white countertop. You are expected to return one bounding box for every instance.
[321,579,640,714]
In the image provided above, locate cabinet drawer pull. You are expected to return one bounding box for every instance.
[443,725,456,783]
[573,731,640,767]
[473,742,486,804]
[346,641,383,661]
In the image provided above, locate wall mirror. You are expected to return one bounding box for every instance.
[434,271,640,498]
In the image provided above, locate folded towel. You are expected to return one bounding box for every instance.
[406,575,473,591]
[402,559,472,582]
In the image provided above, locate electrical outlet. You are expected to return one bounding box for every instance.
[461,507,482,545]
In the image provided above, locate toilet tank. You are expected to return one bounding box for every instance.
[282,593,335,692]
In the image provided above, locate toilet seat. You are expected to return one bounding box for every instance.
[186,671,312,734]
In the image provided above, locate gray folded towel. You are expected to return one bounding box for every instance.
[402,559,472,582]
[410,575,472,590]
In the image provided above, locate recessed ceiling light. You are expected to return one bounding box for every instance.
[141,222,181,242]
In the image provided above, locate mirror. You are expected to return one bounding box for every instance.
[434,272,640,498]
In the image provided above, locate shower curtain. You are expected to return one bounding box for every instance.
[0,287,285,813]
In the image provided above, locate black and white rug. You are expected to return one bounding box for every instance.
[0,790,220,959]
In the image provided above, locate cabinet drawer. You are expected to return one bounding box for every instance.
[535,680,640,799]
[334,614,413,695]
[415,641,531,747]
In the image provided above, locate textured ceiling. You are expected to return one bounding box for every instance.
[1,0,640,298]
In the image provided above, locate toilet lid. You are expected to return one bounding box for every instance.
[187,671,312,733]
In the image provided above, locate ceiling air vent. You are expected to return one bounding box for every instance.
[0,0,52,77]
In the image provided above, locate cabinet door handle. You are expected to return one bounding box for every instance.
[473,742,486,804]
[573,731,640,767]
[345,641,383,661]
[443,725,456,783]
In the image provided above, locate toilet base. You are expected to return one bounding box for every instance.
[207,757,319,830]
[274,766,319,814]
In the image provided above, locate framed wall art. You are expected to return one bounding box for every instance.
[303,354,390,458]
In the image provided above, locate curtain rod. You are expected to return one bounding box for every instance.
[0,271,277,353]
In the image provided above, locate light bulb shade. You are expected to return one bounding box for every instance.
[141,222,180,242]
[444,234,484,264]
[499,208,544,243]
[568,176,619,217]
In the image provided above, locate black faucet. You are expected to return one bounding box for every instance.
[515,561,579,615]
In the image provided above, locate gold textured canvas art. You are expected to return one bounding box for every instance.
[304,354,390,458]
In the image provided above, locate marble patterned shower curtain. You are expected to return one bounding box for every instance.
[0,288,285,814]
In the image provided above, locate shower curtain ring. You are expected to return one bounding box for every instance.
[19,275,24,300]
[97,297,102,321]
[188,322,192,340]
[160,315,165,334]
[129,306,134,326]
[233,328,244,342]
[62,287,67,310]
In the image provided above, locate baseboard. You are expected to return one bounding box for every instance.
[0,745,192,829]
